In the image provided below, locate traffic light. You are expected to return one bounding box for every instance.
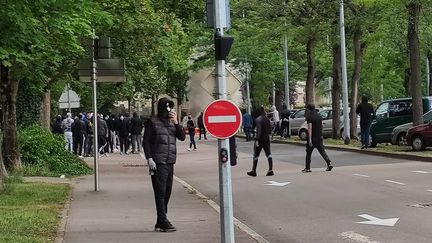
[215,35,234,60]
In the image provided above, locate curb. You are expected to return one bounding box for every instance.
[55,183,73,243]
[236,135,432,163]
[174,175,270,243]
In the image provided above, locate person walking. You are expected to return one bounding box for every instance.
[247,107,274,177]
[130,112,143,153]
[107,114,117,153]
[143,97,185,232]
[356,95,375,149]
[186,114,197,151]
[118,114,130,155]
[197,112,207,140]
[302,104,333,173]
[97,114,109,156]
[270,105,280,139]
[72,114,86,157]
[243,111,253,142]
[280,104,291,138]
[61,112,74,152]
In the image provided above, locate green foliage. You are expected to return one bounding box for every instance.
[18,125,92,177]
[0,181,70,243]
[16,79,43,127]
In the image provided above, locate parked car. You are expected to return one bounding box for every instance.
[391,110,432,146]
[298,108,360,140]
[289,109,306,135]
[406,121,432,151]
[370,97,432,147]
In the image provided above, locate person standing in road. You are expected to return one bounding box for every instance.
[97,114,109,156]
[247,106,274,177]
[61,112,74,152]
[130,112,143,153]
[302,104,333,173]
[243,111,253,142]
[356,95,375,149]
[280,104,291,139]
[72,114,86,157]
[143,97,185,232]
[118,114,130,155]
[197,112,207,140]
[187,114,197,151]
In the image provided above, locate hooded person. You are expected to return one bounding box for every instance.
[356,95,375,149]
[61,112,74,152]
[143,97,186,232]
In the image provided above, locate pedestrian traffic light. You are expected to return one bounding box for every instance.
[229,136,237,166]
[215,35,234,60]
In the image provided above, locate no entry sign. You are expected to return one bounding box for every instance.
[203,99,242,139]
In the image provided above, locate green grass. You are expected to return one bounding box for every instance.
[0,179,70,243]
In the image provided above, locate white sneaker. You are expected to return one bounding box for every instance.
[187,148,191,151]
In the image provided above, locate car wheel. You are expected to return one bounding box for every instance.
[369,135,377,148]
[299,129,308,140]
[397,132,407,146]
[411,135,425,151]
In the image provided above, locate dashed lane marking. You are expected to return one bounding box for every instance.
[427,190,432,192]
[385,180,406,185]
[352,174,370,178]
[412,171,432,174]
[339,231,381,243]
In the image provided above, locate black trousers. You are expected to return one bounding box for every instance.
[189,131,196,149]
[119,136,128,153]
[151,164,174,223]
[73,134,84,156]
[199,126,207,139]
[252,139,273,172]
[98,135,107,154]
[305,138,331,170]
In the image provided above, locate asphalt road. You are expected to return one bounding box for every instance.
[175,138,432,243]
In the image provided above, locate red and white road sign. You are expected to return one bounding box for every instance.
[203,99,242,139]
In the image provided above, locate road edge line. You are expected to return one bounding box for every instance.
[174,175,270,243]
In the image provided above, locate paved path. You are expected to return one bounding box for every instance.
[62,151,254,243]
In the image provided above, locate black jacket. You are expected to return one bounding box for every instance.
[197,114,204,128]
[255,114,271,141]
[130,117,143,135]
[117,119,130,137]
[72,118,86,136]
[356,102,375,124]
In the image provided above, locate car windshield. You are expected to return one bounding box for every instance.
[424,110,432,121]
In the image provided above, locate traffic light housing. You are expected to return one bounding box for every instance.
[229,136,237,166]
[215,35,234,60]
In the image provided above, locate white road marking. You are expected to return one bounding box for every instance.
[352,174,370,178]
[208,115,237,123]
[385,180,406,185]
[412,171,432,174]
[174,176,270,243]
[356,214,399,227]
[264,181,291,187]
[340,231,381,243]
[427,190,432,192]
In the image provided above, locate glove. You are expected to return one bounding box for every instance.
[307,139,313,147]
[147,158,157,171]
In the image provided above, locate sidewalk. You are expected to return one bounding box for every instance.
[61,148,255,243]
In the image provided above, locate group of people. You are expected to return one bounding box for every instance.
[182,112,207,152]
[52,112,144,157]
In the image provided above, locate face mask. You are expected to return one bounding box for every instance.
[120,116,124,120]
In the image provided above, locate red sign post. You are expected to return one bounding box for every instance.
[203,99,242,139]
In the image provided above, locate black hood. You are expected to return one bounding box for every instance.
[157,97,175,119]
[361,95,368,103]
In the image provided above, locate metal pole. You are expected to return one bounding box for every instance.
[67,84,71,112]
[427,58,430,95]
[91,32,99,192]
[380,84,384,102]
[246,68,251,115]
[283,34,291,136]
[215,1,234,242]
[272,82,276,107]
[339,0,350,144]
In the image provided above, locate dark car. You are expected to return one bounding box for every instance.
[406,121,432,151]
[370,97,432,147]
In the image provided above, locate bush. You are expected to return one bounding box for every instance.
[18,125,92,177]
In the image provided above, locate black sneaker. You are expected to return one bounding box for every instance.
[326,165,334,171]
[302,168,312,173]
[155,221,176,232]
[247,171,257,177]
[266,170,274,176]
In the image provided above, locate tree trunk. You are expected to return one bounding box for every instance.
[151,95,156,116]
[0,134,7,190]
[407,2,423,126]
[0,64,22,170]
[40,89,51,129]
[350,28,364,138]
[428,52,432,96]
[306,37,316,105]
[332,44,342,139]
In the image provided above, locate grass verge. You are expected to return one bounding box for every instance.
[0,177,70,243]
